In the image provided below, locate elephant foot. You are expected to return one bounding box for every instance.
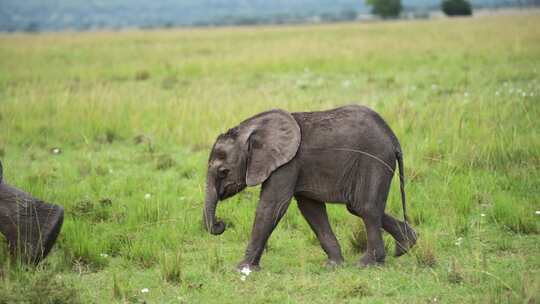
[235,261,261,273]
[358,253,385,268]
[325,258,343,269]
[394,226,418,257]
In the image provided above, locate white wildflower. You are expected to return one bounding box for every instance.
[100,253,108,258]
[144,193,151,200]
[535,211,540,215]
[51,148,61,155]
[240,266,252,276]
[481,213,486,217]
[455,237,463,246]
[141,288,149,293]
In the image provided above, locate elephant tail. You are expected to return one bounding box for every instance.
[396,149,409,223]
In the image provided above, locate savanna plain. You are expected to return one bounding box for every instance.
[0,13,539,304]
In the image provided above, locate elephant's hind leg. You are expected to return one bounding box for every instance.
[346,167,392,267]
[296,196,344,267]
[347,202,386,266]
[382,213,417,256]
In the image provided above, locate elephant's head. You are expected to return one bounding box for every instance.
[203,109,301,235]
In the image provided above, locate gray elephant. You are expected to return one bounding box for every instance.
[203,104,417,271]
[0,160,64,264]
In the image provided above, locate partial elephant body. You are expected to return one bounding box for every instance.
[292,106,398,204]
[0,161,64,264]
[203,104,417,271]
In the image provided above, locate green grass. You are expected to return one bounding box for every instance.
[0,14,539,303]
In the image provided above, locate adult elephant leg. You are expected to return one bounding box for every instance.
[237,163,297,271]
[296,196,343,267]
[382,213,417,256]
[0,183,64,264]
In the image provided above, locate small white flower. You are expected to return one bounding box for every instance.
[240,266,252,276]
[144,193,151,200]
[100,253,108,258]
[455,237,463,246]
[51,148,61,155]
[535,211,540,215]
[240,275,247,281]
[481,213,486,217]
[141,288,149,293]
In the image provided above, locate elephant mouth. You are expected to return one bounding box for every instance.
[220,183,244,200]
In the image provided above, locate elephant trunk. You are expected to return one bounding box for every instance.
[203,175,225,235]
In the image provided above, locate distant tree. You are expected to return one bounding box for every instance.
[320,12,339,22]
[339,8,358,21]
[441,0,473,16]
[23,22,40,32]
[365,0,402,18]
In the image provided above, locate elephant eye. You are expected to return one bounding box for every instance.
[218,167,229,179]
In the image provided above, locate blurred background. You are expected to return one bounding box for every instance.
[1,0,539,32]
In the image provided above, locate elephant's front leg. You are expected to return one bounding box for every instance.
[237,195,292,270]
[237,166,297,271]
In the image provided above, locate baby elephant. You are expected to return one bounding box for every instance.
[203,104,417,271]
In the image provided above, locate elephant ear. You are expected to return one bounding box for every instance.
[241,109,301,187]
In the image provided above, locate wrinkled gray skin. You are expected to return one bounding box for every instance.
[0,161,64,264]
[203,105,417,271]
